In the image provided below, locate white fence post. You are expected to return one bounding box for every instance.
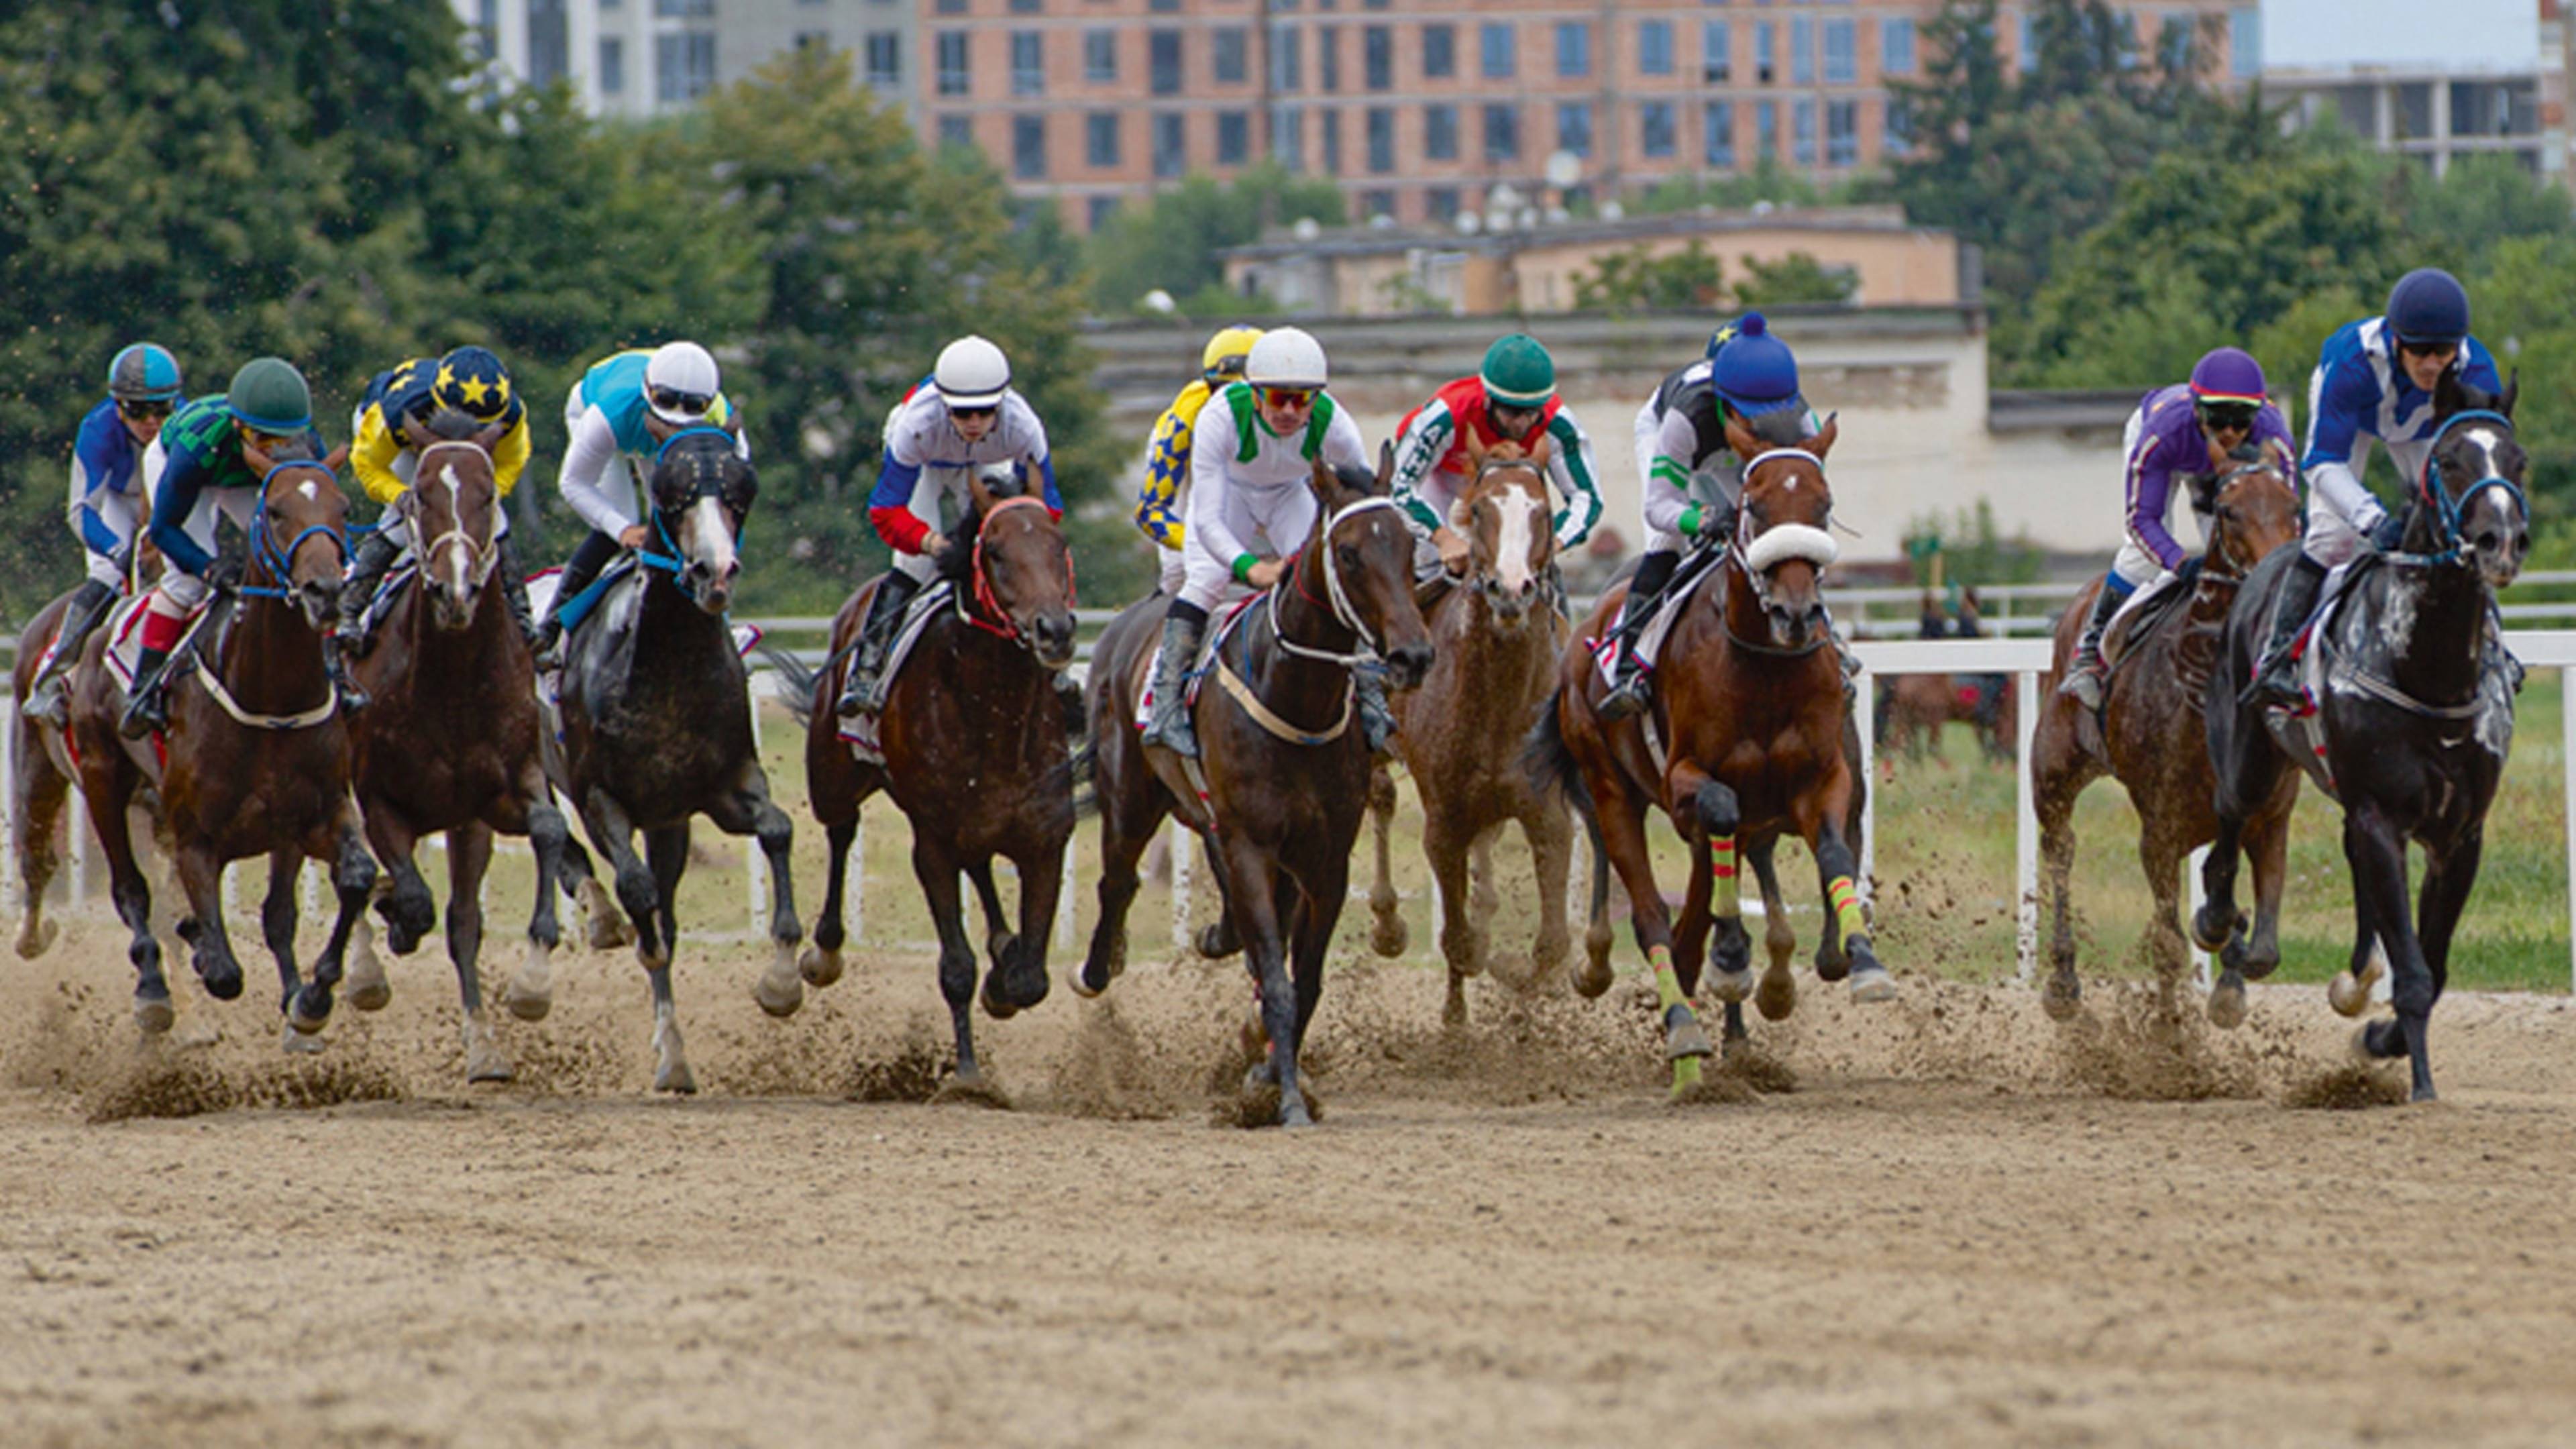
[1169,818,1194,952]
[1855,667,1876,906]
[1057,834,1078,951]
[2564,663,2576,995]
[746,672,768,936]
[2014,666,2040,983]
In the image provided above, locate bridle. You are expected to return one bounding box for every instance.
[1271,496,1405,667]
[640,425,745,604]
[2200,460,2288,585]
[246,459,350,599]
[1725,447,1840,623]
[2400,409,2527,568]
[413,441,501,591]
[963,495,1076,645]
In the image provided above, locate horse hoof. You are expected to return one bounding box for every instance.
[1196,922,1240,960]
[463,1019,515,1084]
[1572,951,1615,1000]
[1709,967,1754,1004]
[16,919,58,961]
[2410,1083,2438,1105]
[1814,949,1851,984]
[753,967,804,1020]
[288,991,332,1036]
[654,1061,698,1095]
[2040,975,2082,1022]
[345,957,391,1012]
[1281,1095,1315,1130]
[1368,909,1407,958]
[201,962,244,1002]
[2189,903,2237,955]
[280,1020,326,1055]
[133,995,175,1035]
[2206,972,2249,1030]
[799,943,843,988]
[1755,965,1797,1022]
[1846,965,1898,1004]
[1663,1005,1714,1061]
[980,976,1020,1022]
[2330,952,2387,1018]
[1069,958,1108,1000]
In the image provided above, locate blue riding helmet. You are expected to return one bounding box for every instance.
[2386,268,2471,347]
[108,342,184,403]
[1709,313,1802,417]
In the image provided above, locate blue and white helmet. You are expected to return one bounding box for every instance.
[107,342,184,403]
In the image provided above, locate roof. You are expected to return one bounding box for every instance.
[1218,205,1943,264]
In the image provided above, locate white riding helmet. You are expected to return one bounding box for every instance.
[933,335,1012,409]
[1244,327,1328,390]
[645,341,722,424]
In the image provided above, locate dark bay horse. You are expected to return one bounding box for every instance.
[66,449,377,1040]
[1877,670,2012,765]
[2033,455,2302,1024]
[782,466,1078,1085]
[2201,374,2529,1102]
[1079,449,1434,1128]
[343,429,576,1083]
[1363,435,1577,1026]
[552,427,802,1093]
[1531,415,1885,1098]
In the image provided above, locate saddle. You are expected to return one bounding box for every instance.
[833,580,964,763]
[1584,545,1727,692]
[1130,592,1263,735]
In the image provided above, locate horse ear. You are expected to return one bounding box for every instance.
[321,443,351,475]
[2502,368,2520,421]
[1447,496,1473,531]
[1807,413,1840,459]
[1375,437,1397,496]
[474,421,508,451]
[1720,411,1764,464]
[1460,431,1488,476]
[1308,453,1347,511]
[2186,470,2220,515]
[2433,362,2467,419]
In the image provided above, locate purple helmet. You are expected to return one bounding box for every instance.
[2187,347,2267,407]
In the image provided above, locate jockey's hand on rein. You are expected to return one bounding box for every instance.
[2369,511,2409,553]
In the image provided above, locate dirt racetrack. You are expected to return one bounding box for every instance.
[7,920,2576,1448]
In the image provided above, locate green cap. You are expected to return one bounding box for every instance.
[227,357,312,434]
[1479,333,1556,409]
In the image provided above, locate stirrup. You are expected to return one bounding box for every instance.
[1598,663,1651,722]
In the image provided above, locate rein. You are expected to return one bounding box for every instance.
[2397,409,2528,568]
[412,441,500,590]
[1721,447,1839,657]
[961,496,1075,645]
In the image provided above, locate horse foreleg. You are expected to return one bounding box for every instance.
[349,806,422,1013]
[445,822,513,1083]
[1574,809,1615,998]
[643,823,694,1094]
[1807,802,1891,1004]
[172,839,245,1007]
[1289,852,1344,1057]
[1219,837,1307,1127]
[262,847,323,1050]
[1591,776,1710,1092]
[1526,801,1573,989]
[804,818,858,989]
[1421,814,1474,1029]
[711,767,804,1020]
[2412,822,2480,1022]
[992,839,1063,1019]
[912,836,982,1084]
[1737,835,1798,1026]
[580,788,661,967]
[1665,767,1748,1006]
[2343,804,2436,1102]
[1079,763,1162,997]
[502,796,570,1022]
[1364,763,1407,959]
[11,722,68,961]
[2239,801,2292,983]
[2035,756,2085,1022]
[83,759,172,1029]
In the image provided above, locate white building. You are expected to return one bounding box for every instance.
[2263,0,2573,184]
[448,0,917,120]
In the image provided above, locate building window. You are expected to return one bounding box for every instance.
[1273,105,1305,170]
[1790,17,1812,85]
[1084,30,1116,83]
[1214,27,1248,83]
[1366,106,1395,172]
[1792,96,1815,165]
[1481,22,1515,79]
[1556,100,1592,158]
[794,30,828,52]
[1881,17,1914,77]
[1362,189,1397,221]
[1010,0,1040,11]
[1320,25,1340,92]
[1364,25,1391,90]
[1826,98,1857,165]
[939,114,973,149]
[1321,107,1342,172]
[1014,114,1047,178]
[936,0,965,13]
[864,31,901,85]
[1424,102,1458,160]
[1638,19,1672,76]
[1640,100,1675,158]
[1011,31,1044,95]
[1087,111,1120,166]
[1823,19,1854,85]
[1150,0,1177,10]
[1218,109,1250,164]
[598,36,625,93]
[2229,7,2259,79]
[1422,23,1455,80]
[1703,21,1729,83]
[2018,13,2035,74]
[1483,102,1519,162]
[1428,186,1460,223]
[1271,23,1302,91]
[1756,98,1776,160]
[1704,99,1734,168]
[1755,21,1774,84]
[1556,21,1590,80]
[529,0,568,85]
[1150,30,1181,95]
[936,30,970,95]
[1153,112,1186,176]
[655,31,715,104]
[655,0,712,13]
[1088,196,1120,230]
[1885,97,1912,158]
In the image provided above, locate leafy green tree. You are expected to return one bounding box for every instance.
[1573,242,1728,314]
[1733,253,1858,307]
[1083,163,1345,314]
[1630,158,1837,214]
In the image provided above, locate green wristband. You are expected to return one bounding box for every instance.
[1232,551,1260,584]
[1679,504,1703,539]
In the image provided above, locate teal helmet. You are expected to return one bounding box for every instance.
[227,358,313,435]
[1479,333,1557,409]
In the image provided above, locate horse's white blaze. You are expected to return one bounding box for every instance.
[689,495,737,580]
[1493,487,1542,594]
[297,478,319,501]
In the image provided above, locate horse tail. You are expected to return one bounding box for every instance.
[1521,686,1594,822]
[755,640,818,729]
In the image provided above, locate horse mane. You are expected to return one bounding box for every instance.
[934,464,1028,584]
[1330,459,1386,498]
[1743,406,1812,450]
[264,435,323,465]
[417,407,486,443]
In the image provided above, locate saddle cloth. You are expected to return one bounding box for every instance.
[527,569,765,733]
[1584,550,1723,691]
[99,593,217,691]
[1130,592,1263,733]
[835,580,959,765]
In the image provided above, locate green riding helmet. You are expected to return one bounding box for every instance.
[227,357,313,435]
[1480,333,1556,409]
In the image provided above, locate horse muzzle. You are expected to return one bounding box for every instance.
[294,580,337,633]
[425,577,482,633]
[686,560,739,616]
[1384,640,1434,690]
[1477,572,1542,625]
[1030,610,1077,669]
[1764,599,1828,651]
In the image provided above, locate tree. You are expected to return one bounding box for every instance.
[1572,242,1728,313]
[1083,163,1344,314]
[1733,253,1858,308]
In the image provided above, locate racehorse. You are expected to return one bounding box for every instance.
[342,423,576,1083]
[1529,414,1888,1098]
[1876,670,2012,765]
[1077,448,1434,1128]
[2200,373,2528,1102]
[2033,453,2302,1024]
[780,465,1077,1085]
[65,445,377,1040]
[1362,435,1575,1026]
[551,425,802,1093]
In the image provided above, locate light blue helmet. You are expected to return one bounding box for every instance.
[108,343,184,403]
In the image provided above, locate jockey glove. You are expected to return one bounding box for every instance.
[2368,511,2408,553]
[2173,555,2202,587]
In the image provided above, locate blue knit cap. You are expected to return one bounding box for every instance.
[1710,313,1802,416]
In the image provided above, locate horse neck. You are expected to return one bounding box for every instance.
[1447,585,1558,694]
[224,590,331,714]
[1248,536,1364,704]
[2376,557,2490,704]
[634,563,736,665]
[1711,552,1822,674]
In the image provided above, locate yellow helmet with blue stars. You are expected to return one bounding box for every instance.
[433,345,514,423]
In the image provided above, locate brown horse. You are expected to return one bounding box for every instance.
[1363,435,1576,1026]
[1530,415,1886,1097]
[2034,455,2304,1025]
[1077,449,1434,1128]
[67,449,377,1040]
[342,431,577,1083]
[781,466,1078,1085]
[1877,671,2012,765]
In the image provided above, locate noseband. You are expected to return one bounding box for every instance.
[963,495,1076,645]
[1729,447,1840,608]
[246,460,350,600]
[413,441,501,590]
[1274,496,1405,666]
[640,425,745,604]
[2408,409,2528,567]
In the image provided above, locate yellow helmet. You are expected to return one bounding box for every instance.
[1201,325,1264,384]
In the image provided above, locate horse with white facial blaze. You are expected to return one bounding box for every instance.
[549,426,801,1093]
[1364,434,1576,1026]
[2201,372,2529,1102]
[775,464,1079,1086]
[1078,447,1434,1128]
[2033,453,2304,1026]
[343,422,579,1083]
[1531,415,1885,1099]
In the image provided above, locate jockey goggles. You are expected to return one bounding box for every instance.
[947,402,999,420]
[117,397,174,421]
[2196,400,2259,432]
[647,384,715,419]
[1257,386,1318,410]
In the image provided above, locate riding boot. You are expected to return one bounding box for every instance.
[119,646,173,740]
[1599,550,1681,722]
[2055,582,2124,711]
[533,531,615,663]
[323,633,370,714]
[494,535,553,669]
[335,529,402,660]
[1140,607,1207,759]
[22,578,117,727]
[1354,661,1398,757]
[837,571,924,718]
[2241,553,2327,709]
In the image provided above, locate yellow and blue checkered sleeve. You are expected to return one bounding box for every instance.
[1136,406,1191,551]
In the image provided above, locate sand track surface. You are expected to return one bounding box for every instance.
[7,921,2576,1448]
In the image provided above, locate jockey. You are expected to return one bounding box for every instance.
[1138,325,1264,595]
[21,343,185,727]
[2245,268,2505,706]
[837,335,1061,718]
[1142,326,1386,761]
[1387,331,1604,583]
[2059,347,2295,710]
[533,341,751,660]
[120,358,347,739]
[337,345,549,664]
[1600,313,1827,721]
